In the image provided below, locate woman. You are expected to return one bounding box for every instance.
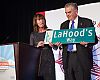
[30,14,56,80]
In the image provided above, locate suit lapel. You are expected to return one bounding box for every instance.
[78,16,85,28]
[78,16,83,28]
[64,20,70,29]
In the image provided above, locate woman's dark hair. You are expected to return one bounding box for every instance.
[33,14,47,32]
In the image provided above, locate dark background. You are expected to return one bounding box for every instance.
[0,0,99,44]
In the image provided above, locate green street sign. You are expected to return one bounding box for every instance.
[44,27,95,44]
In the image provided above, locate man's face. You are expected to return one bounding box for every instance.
[65,6,78,21]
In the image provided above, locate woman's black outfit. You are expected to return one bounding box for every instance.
[30,31,56,80]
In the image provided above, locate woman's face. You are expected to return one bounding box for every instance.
[36,18,45,28]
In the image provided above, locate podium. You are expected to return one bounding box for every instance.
[0,42,41,80]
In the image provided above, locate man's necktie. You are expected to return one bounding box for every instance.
[67,20,74,52]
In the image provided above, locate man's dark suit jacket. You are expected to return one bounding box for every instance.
[60,16,98,79]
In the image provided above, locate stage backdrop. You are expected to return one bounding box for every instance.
[37,2,100,80]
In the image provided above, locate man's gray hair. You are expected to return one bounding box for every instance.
[65,3,78,10]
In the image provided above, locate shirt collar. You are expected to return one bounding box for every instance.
[71,16,78,24]
[69,16,78,29]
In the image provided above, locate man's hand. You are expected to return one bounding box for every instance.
[80,41,88,47]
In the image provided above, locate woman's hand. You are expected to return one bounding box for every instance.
[54,42,62,47]
[49,42,62,47]
[37,41,44,47]
[49,42,53,47]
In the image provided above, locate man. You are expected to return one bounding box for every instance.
[60,3,98,80]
